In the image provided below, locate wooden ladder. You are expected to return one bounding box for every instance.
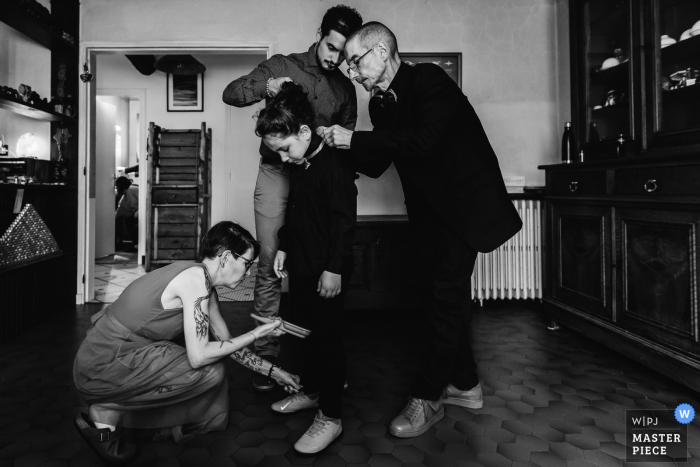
[145,122,212,271]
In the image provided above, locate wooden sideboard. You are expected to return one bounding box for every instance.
[540,157,700,389]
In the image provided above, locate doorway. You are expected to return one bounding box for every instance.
[92,92,146,302]
[77,45,272,304]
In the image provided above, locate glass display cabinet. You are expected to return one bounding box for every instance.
[540,0,700,392]
[643,0,700,149]
[571,0,700,159]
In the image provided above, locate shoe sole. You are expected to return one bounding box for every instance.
[271,401,319,414]
[390,409,445,438]
[253,384,275,392]
[294,426,343,454]
[443,397,484,409]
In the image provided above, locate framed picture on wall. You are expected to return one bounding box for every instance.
[167,73,204,112]
[401,53,462,89]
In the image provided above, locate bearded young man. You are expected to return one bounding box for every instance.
[222,5,362,393]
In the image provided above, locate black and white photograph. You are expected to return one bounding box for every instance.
[167,73,203,111]
[2,1,700,466]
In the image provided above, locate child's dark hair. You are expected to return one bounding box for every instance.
[255,82,315,138]
[200,221,260,261]
[320,5,363,39]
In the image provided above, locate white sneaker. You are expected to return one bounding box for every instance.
[294,411,342,454]
[271,391,319,413]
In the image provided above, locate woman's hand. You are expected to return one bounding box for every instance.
[318,271,341,298]
[253,320,285,339]
[274,251,288,278]
[273,368,302,393]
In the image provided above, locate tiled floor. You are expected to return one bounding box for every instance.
[1,300,699,467]
[93,262,256,303]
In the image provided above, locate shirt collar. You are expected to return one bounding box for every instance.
[306,43,319,69]
[301,133,324,169]
[385,61,410,102]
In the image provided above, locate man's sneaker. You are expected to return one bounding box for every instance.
[271,391,319,413]
[442,382,483,409]
[294,411,342,453]
[389,397,444,438]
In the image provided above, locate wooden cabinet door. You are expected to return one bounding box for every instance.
[616,207,700,354]
[550,202,613,319]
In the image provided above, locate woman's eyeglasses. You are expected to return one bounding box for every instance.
[232,252,254,271]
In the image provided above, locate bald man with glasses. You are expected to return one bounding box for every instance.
[321,21,523,438]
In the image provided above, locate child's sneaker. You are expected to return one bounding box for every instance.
[294,411,342,453]
[271,391,319,413]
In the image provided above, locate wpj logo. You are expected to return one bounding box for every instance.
[625,406,692,463]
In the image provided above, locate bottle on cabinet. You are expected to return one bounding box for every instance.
[561,122,576,164]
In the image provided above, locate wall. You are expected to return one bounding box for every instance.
[83,0,562,219]
[555,0,572,133]
[0,22,51,160]
[96,53,266,234]
[128,100,139,168]
[97,95,129,168]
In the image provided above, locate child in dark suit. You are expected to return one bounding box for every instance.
[254,83,357,454]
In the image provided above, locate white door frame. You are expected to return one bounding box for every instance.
[77,41,274,304]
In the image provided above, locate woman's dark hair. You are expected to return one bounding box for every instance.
[320,5,363,39]
[255,82,315,138]
[200,221,260,261]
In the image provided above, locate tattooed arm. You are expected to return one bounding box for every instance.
[179,266,263,369]
[206,288,301,390]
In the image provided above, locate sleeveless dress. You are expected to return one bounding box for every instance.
[73,262,229,443]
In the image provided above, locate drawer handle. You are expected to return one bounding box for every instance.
[569,181,578,193]
[644,179,658,193]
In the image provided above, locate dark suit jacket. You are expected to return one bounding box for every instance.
[350,62,522,253]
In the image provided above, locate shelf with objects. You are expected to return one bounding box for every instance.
[648,2,700,148]
[539,0,700,392]
[0,0,80,346]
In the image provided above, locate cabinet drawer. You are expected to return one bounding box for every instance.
[616,165,700,196]
[152,188,197,204]
[550,170,607,195]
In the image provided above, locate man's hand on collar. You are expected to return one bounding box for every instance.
[318,125,353,150]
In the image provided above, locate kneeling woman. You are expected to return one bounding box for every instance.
[73,221,300,464]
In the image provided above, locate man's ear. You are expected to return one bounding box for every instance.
[299,125,312,141]
[316,28,322,43]
[377,41,390,62]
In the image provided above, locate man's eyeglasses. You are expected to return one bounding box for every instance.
[347,44,379,75]
[233,252,254,272]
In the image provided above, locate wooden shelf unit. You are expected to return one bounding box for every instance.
[0,0,80,344]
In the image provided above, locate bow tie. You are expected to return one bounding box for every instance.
[372,89,397,107]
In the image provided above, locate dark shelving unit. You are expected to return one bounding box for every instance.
[0,0,80,345]
[0,96,75,122]
[2,0,77,52]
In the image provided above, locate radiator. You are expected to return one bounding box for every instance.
[471,199,542,303]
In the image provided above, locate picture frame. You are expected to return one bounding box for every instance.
[167,73,203,112]
[401,53,462,89]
